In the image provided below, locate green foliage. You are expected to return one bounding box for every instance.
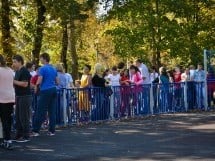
[11,1,36,60]
[105,0,215,68]
[1,0,214,71]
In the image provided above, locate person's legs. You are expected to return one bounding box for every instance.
[0,103,13,141]
[48,88,57,133]
[15,97,23,138]
[19,96,32,138]
[195,83,201,109]
[120,88,126,117]
[0,104,3,141]
[0,103,14,150]
[33,91,49,133]
[142,85,150,114]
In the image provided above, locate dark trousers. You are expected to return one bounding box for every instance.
[0,103,14,140]
[33,87,57,133]
[16,95,32,138]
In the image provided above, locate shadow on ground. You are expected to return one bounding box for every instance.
[1,112,215,161]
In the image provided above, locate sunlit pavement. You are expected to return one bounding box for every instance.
[1,112,215,161]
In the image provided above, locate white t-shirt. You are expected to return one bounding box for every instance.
[65,73,73,88]
[189,69,195,80]
[181,73,188,82]
[150,72,159,83]
[30,70,37,77]
[0,67,15,103]
[139,63,150,84]
[108,74,120,86]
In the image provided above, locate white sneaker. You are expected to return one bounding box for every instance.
[30,132,40,137]
[47,132,55,136]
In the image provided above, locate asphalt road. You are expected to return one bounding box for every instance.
[1,112,215,161]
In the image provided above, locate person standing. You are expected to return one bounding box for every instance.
[30,65,41,127]
[193,63,206,109]
[91,63,110,121]
[173,66,182,109]
[13,55,32,142]
[78,65,92,122]
[159,67,170,112]
[150,66,159,83]
[26,62,36,77]
[0,54,15,149]
[188,65,196,109]
[189,65,196,81]
[107,66,121,118]
[32,53,58,136]
[128,65,144,115]
[65,72,74,88]
[181,68,190,82]
[181,68,191,110]
[56,63,67,125]
[135,59,150,84]
[120,69,130,117]
[64,72,74,123]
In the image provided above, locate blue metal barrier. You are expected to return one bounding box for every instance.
[12,81,214,128]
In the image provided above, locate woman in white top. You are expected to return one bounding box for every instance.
[0,54,15,150]
[150,66,159,83]
[107,66,121,118]
[181,68,190,82]
[107,66,120,86]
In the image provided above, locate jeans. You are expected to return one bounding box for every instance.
[33,87,57,133]
[195,82,205,109]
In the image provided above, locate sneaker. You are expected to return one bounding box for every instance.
[23,137,30,142]
[47,132,55,136]
[1,140,13,150]
[0,141,5,148]
[30,132,40,137]
[15,137,30,143]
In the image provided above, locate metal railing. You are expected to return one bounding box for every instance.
[30,81,214,126]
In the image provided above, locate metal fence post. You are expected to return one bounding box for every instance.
[150,84,154,114]
[184,82,188,111]
[63,89,67,126]
[204,49,208,111]
[109,87,114,119]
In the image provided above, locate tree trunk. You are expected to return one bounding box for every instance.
[32,0,46,65]
[156,50,161,68]
[60,23,68,72]
[1,0,14,66]
[155,0,162,68]
[68,19,79,80]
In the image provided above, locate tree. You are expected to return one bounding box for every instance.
[60,23,68,72]
[32,0,46,65]
[105,0,215,68]
[1,0,14,65]
[43,0,96,79]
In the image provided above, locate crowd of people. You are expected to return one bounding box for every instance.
[0,53,58,150]
[0,52,212,150]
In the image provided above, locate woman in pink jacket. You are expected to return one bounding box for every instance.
[129,65,143,85]
[128,65,143,115]
[0,54,15,150]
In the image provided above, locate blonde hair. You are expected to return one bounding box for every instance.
[56,63,65,73]
[94,63,104,75]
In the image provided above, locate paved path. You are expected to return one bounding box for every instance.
[1,112,215,161]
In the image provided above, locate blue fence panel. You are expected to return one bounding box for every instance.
[12,81,215,129]
[90,87,110,121]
